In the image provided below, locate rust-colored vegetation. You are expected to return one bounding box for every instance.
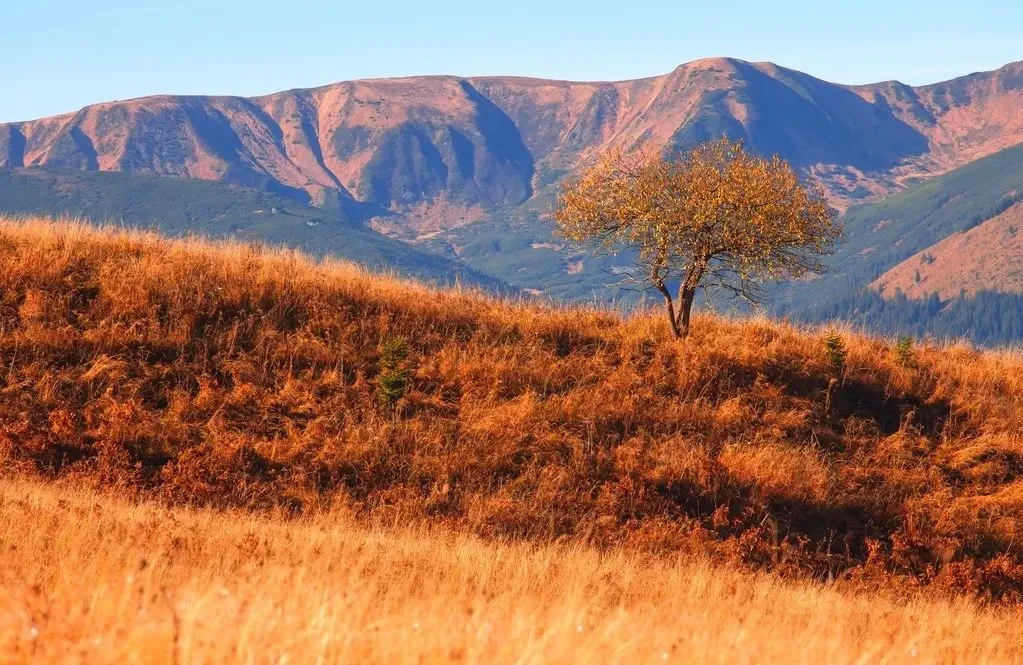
[1,217,1022,599]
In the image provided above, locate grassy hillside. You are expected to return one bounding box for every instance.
[4,479,1023,665]
[1,218,1022,598]
[0,168,508,290]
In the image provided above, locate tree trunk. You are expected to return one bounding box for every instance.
[655,281,682,339]
[672,261,705,340]
[677,286,697,338]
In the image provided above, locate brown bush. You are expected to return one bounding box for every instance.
[1,217,1022,598]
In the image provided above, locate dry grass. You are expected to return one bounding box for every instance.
[3,478,1023,665]
[0,217,1022,598]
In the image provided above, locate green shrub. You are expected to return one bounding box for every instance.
[376,337,411,415]
[824,331,847,377]
[894,336,915,368]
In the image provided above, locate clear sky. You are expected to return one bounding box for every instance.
[2,0,1020,122]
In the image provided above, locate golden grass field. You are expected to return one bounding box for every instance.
[0,216,1021,662]
[4,478,1023,665]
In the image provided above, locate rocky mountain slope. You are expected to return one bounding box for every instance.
[3,58,1021,242]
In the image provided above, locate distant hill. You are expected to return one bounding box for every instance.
[0,168,509,291]
[873,202,1023,299]
[774,144,1023,344]
[811,142,1023,294]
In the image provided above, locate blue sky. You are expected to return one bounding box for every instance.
[2,0,1019,122]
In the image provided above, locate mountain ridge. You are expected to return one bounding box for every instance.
[9,56,1017,121]
[4,58,1021,241]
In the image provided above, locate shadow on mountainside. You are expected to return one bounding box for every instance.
[673,60,930,172]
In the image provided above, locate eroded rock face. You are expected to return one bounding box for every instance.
[3,59,1022,237]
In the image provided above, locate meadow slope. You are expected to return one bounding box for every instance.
[3,479,1023,665]
[0,217,1022,598]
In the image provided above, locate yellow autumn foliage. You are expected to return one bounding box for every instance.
[553,139,840,337]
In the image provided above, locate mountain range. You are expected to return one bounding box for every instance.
[1,57,1022,340]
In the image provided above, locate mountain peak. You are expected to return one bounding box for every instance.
[677,56,746,71]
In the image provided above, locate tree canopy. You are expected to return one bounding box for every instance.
[553,139,841,338]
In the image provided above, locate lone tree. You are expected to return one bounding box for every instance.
[553,139,841,338]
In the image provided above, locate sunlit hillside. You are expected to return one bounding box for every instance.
[3,479,1023,665]
[0,216,1021,603]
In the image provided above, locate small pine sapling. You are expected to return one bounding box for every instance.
[824,331,847,378]
[822,331,847,420]
[894,336,915,368]
[376,337,411,417]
